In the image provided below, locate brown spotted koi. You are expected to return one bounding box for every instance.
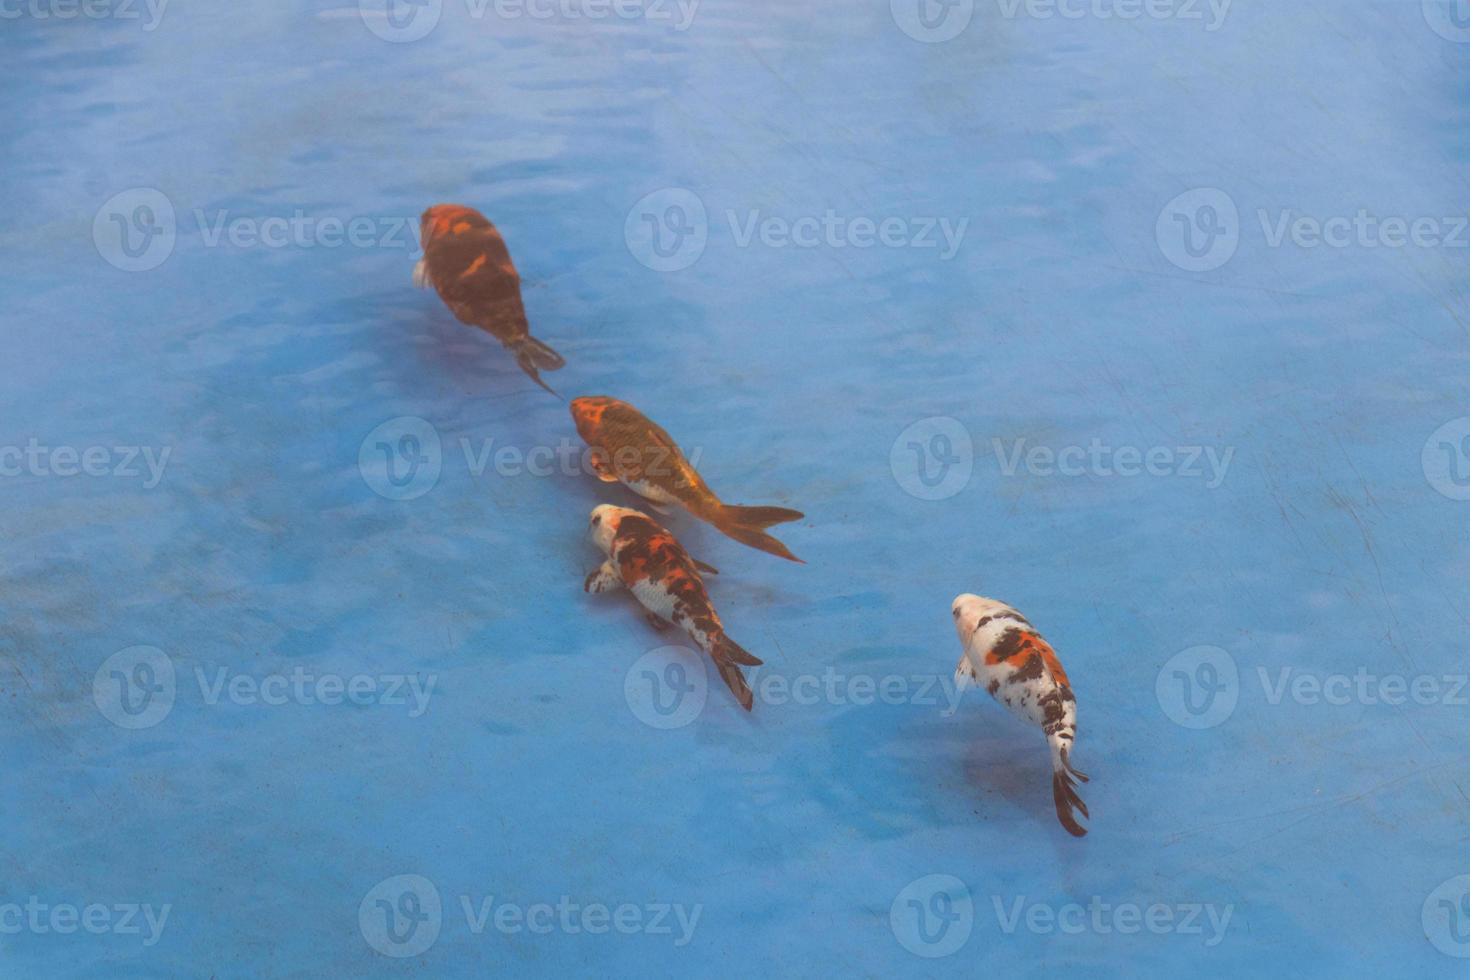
[952,593,1090,837]
[415,204,566,395]
[585,504,763,711]
[570,396,805,563]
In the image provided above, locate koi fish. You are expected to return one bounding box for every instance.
[570,396,804,563]
[415,204,565,395]
[584,504,762,711]
[952,593,1090,837]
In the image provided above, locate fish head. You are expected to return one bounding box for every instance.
[589,503,639,553]
[420,204,491,248]
[952,593,1013,645]
[569,396,617,444]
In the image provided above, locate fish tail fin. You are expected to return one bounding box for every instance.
[516,335,566,371]
[508,337,566,397]
[1049,737,1089,838]
[708,503,806,563]
[710,633,762,711]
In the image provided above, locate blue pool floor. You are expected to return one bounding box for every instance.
[3,1,1470,976]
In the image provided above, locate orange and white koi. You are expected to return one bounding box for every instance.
[415,204,565,395]
[585,504,762,710]
[952,593,1090,837]
[570,396,804,563]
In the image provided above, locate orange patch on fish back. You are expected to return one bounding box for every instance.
[1038,641,1071,688]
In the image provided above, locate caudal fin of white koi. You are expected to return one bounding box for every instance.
[711,634,763,711]
[1049,738,1089,838]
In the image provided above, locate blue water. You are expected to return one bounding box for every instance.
[4,0,1470,975]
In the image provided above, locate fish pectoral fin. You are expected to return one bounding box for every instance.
[954,654,979,691]
[412,258,432,289]
[692,558,719,576]
[645,612,671,632]
[583,561,621,595]
[586,451,621,482]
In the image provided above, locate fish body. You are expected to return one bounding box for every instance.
[570,396,804,563]
[952,593,1090,837]
[416,204,565,394]
[585,504,762,710]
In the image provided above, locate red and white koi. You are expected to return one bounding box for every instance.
[585,504,762,711]
[952,593,1090,837]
